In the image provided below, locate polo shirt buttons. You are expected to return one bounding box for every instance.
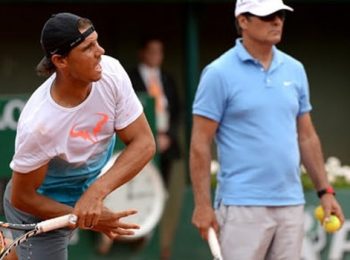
[266,77,272,87]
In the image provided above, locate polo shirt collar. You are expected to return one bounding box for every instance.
[235,38,284,69]
[235,38,253,62]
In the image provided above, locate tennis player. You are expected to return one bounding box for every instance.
[3,12,155,260]
[190,0,344,259]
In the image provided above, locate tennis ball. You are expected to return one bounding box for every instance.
[314,206,325,222]
[323,215,341,233]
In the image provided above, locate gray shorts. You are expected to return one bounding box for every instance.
[215,204,304,260]
[3,180,73,260]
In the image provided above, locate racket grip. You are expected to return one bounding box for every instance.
[208,227,223,260]
[37,214,77,233]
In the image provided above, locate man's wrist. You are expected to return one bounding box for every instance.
[317,186,336,198]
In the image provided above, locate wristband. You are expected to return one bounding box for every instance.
[317,186,335,198]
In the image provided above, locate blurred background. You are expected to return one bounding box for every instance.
[0,0,349,259]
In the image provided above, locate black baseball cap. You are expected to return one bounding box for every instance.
[40,12,95,58]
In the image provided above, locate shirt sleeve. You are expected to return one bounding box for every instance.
[192,65,227,123]
[297,64,312,115]
[113,60,143,130]
[10,128,50,173]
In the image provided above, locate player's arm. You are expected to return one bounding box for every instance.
[190,115,219,239]
[96,112,156,195]
[11,164,73,220]
[74,113,156,228]
[297,112,344,223]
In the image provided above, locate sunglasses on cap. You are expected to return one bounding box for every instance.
[245,10,286,22]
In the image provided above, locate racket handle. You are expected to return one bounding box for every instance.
[208,227,223,260]
[37,214,77,233]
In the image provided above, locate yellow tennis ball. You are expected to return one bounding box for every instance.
[323,215,341,233]
[314,206,325,222]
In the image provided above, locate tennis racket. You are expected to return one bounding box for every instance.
[208,227,223,260]
[0,214,77,260]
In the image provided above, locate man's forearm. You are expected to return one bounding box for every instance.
[190,144,212,208]
[299,133,329,190]
[91,136,156,200]
[11,191,73,220]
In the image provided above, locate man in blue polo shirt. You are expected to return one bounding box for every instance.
[189,0,345,259]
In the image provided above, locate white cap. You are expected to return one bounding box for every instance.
[235,0,293,17]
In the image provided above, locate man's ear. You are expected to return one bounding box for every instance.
[51,54,67,70]
[237,15,249,31]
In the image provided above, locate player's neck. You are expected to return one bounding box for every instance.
[50,77,92,108]
[242,38,274,70]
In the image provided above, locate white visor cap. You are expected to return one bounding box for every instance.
[235,0,293,17]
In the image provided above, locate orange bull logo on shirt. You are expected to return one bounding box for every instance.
[69,113,109,144]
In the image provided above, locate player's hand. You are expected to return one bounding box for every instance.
[192,205,219,240]
[92,207,140,239]
[73,189,104,230]
[320,194,345,224]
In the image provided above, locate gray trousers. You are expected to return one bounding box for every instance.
[215,205,304,260]
[3,180,73,260]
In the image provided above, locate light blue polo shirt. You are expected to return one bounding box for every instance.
[193,39,312,207]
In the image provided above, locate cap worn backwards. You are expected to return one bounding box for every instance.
[235,0,293,17]
[40,12,95,58]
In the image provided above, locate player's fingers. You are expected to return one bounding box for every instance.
[115,209,137,218]
[115,222,140,230]
[114,228,136,236]
[83,214,95,228]
[83,215,93,228]
[199,227,208,240]
[333,205,345,224]
[74,208,89,228]
[104,228,135,240]
[76,214,85,229]
[211,218,220,233]
[322,204,332,222]
[91,213,101,227]
[78,212,100,229]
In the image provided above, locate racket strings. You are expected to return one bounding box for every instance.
[0,228,39,259]
[0,231,6,254]
[0,214,76,260]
